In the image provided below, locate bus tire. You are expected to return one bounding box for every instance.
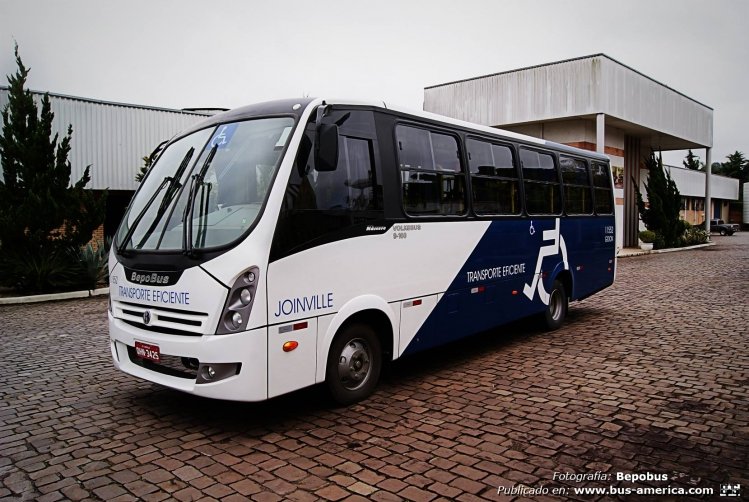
[325,323,382,405]
[543,280,568,331]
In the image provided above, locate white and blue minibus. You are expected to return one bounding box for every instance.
[109,98,616,404]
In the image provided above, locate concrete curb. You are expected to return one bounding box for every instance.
[618,241,715,258]
[0,287,109,305]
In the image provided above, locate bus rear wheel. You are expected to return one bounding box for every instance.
[326,323,382,405]
[543,280,568,330]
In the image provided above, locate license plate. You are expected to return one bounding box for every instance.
[135,341,161,363]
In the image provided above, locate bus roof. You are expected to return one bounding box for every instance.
[179,97,610,163]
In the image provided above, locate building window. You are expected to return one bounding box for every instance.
[397,125,466,216]
[466,139,520,215]
[560,156,593,215]
[519,148,561,215]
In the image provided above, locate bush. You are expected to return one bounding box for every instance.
[0,239,110,294]
[639,230,656,243]
[653,233,666,250]
[0,245,79,293]
[683,227,709,246]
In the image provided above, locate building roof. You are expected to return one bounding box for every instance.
[426,54,712,110]
[424,54,713,151]
[0,87,208,190]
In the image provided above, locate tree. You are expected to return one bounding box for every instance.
[714,150,748,183]
[683,149,701,170]
[135,154,152,183]
[135,140,167,182]
[0,45,106,292]
[633,151,685,249]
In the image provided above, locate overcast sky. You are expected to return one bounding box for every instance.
[1,0,747,166]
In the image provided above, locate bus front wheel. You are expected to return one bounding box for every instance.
[325,323,382,405]
[543,280,568,330]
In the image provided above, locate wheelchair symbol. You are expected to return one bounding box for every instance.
[211,125,230,148]
[523,218,568,305]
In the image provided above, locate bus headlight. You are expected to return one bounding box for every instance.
[217,266,259,335]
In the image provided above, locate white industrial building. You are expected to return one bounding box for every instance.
[0,86,208,238]
[424,54,740,248]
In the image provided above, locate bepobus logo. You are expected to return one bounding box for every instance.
[124,267,182,286]
[130,272,171,285]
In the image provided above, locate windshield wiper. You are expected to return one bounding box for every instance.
[183,144,218,257]
[194,180,212,248]
[117,147,195,255]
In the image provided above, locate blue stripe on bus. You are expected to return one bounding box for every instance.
[401,216,615,355]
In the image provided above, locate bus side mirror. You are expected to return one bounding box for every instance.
[315,124,339,171]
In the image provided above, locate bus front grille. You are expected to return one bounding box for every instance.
[114,301,209,335]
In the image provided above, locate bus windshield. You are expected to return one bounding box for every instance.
[116,117,295,253]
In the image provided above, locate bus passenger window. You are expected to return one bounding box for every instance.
[520,149,561,215]
[396,125,466,216]
[466,139,520,215]
[560,156,593,215]
[592,163,614,214]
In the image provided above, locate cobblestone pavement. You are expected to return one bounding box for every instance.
[1,235,747,502]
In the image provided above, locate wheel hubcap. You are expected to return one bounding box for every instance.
[337,339,371,391]
[549,289,563,321]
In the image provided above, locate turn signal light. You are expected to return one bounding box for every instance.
[283,341,299,352]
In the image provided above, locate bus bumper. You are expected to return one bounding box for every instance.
[109,313,268,401]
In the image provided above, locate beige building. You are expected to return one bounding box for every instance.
[423,54,734,248]
[664,165,739,225]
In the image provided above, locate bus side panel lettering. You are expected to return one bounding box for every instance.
[274,292,334,318]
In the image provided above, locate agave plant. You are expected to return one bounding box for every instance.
[76,238,110,290]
